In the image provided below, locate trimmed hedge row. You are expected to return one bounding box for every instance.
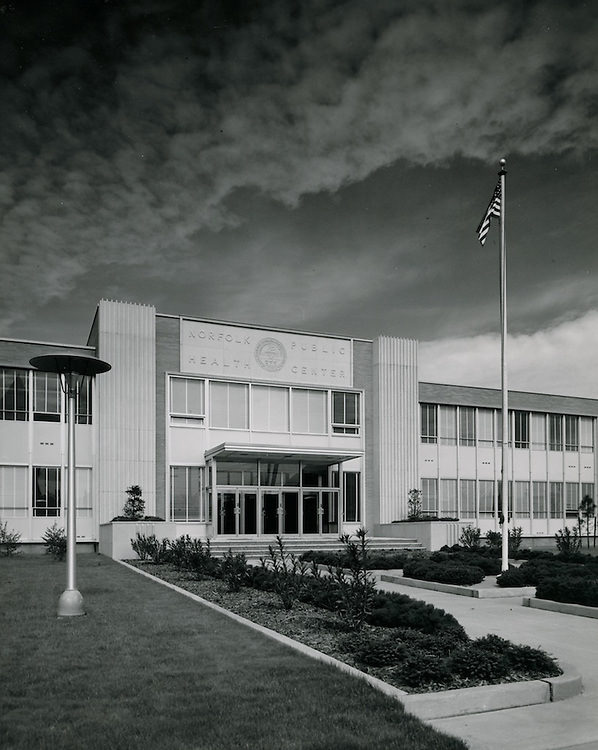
[300,549,415,570]
[403,559,485,586]
[536,577,598,607]
[497,558,598,588]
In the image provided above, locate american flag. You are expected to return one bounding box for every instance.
[476,181,501,245]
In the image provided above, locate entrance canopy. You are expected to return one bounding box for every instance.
[204,442,363,465]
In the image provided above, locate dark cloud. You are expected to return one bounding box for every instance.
[1,0,597,336]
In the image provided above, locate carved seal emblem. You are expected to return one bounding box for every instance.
[255,338,287,372]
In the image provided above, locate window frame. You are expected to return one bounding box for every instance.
[332,391,360,435]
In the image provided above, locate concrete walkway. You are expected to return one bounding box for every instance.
[376,574,598,750]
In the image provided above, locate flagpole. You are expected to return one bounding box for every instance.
[499,157,509,572]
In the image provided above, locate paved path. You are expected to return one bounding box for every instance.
[376,575,598,750]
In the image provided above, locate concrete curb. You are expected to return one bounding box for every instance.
[117,560,582,721]
[380,572,536,598]
[523,597,598,620]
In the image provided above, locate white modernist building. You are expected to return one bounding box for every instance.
[0,299,595,551]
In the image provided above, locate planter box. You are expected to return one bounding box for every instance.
[99,521,177,560]
[376,521,473,551]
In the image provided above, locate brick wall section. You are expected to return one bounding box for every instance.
[155,315,181,518]
[352,339,375,531]
[0,340,94,368]
[419,382,598,416]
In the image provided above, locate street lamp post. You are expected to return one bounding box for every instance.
[30,354,111,617]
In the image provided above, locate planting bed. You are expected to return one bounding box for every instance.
[129,560,562,694]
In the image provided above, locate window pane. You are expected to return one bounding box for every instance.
[459,407,475,446]
[565,483,579,517]
[292,389,326,434]
[549,415,562,451]
[0,466,28,517]
[514,411,529,449]
[533,482,547,518]
[210,382,227,426]
[440,479,457,517]
[531,413,546,450]
[33,467,61,517]
[252,385,289,432]
[344,472,360,522]
[514,481,530,518]
[478,409,494,445]
[580,418,594,453]
[565,416,578,451]
[420,404,437,443]
[479,480,495,517]
[549,482,563,518]
[421,478,438,515]
[460,479,476,518]
[439,406,457,445]
[1,368,29,421]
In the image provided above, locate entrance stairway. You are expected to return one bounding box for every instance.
[206,535,424,558]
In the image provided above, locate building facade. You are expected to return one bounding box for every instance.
[0,299,595,549]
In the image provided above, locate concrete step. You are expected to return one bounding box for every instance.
[204,536,424,557]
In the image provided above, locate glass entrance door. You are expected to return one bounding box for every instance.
[240,492,257,534]
[262,492,279,534]
[217,491,236,534]
[302,491,319,534]
[282,492,299,534]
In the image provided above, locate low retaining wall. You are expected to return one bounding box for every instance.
[523,597,598,620]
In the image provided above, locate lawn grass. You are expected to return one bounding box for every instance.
[1,554,466,750]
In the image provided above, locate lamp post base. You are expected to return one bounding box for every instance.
[57,589,85,617]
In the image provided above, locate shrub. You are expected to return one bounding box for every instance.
[536,575,598,607]
[555,526,583,558]
[344,630,406,667]
[131,532,159,561]
[459,526,482,550]
[263,536,308,610]
[407,488,423,520]
[367,591,467,638]
[42,523,67,560]
[187,538,220,578]
[403,559,485,585]
[507,644,561,677]
[0,521,21,556]
[449,643,510,681]
[496,568,527,587]
[221,549,249,592]
[331,529,377,630]
[122,485,145,520]
[430,550,501,575]
[485,530,502,554]
[395,649,452,688]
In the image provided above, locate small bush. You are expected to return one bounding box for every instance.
[187,539,220,578]
[221,549,249,592]
[122,485,145,520]
[395,649,452,688]
[345,631,406,667]
[508,644,561,677]
[555,526,583,559]
[0,521,21,556]
[42,523,67,560]
[449,644,510,681]
[459,526,481,550]
[263,536,308,610]
[496,568,527,587]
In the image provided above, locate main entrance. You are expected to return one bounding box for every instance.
[217,489,338,536]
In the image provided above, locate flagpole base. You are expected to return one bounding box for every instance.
[57,589,85,617]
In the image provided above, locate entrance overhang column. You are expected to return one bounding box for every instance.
[337,461,344,528]
[210,457,217,534]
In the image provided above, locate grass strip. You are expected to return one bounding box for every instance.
[1,555,466,750]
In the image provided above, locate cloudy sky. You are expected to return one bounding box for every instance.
[2,0,597,396]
